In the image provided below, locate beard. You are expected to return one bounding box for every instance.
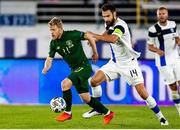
[158,17,168,24]
[106,18,115,27]
[160,19,167,24]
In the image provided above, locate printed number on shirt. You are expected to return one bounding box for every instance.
[63,47,70,54]
[130,69,138,77]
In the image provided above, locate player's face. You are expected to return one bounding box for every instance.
[49,25,63,40]
[102,10,116,26]
[157,9,168,24]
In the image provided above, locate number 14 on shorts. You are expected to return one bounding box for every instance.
[130,69,138,77]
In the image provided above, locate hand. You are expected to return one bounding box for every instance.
[156,49,165,56]
[42,68,48,74]
[176,38,180,45]
[92,53,99,63]
[175,37,180,46]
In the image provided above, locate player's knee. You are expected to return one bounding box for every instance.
[169,82,177,91]
[80,94,91,103]
[61,79,71,91]
[82,97,90,103]
[90,78,99,87]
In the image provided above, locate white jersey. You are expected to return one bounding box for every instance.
[100,18,144,86]
[105,18,140,63]
[147,20,179,66]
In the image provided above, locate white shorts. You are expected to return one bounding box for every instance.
[158,60,180,85]
[99,59,144,86]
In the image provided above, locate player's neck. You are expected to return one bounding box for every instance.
[114,18,118,25]
[159,21,167,26]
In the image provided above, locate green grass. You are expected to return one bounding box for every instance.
[0,105,180,129]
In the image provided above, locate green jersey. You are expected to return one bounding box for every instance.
[49,30,88,70]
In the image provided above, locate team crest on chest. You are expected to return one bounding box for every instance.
[170,28,174,33]
[66,40,74,48]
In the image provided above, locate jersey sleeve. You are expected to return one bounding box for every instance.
[174,21,178,37]
[48,40,56,58]
[147,26,156,45]
[72,30,85,41]
[112,25,125,38]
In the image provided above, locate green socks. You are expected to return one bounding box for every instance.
[63,89,72,112]
[87,97,109,114]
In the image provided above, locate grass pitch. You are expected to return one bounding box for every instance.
[0,105,179,129]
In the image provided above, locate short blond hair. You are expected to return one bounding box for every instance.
[48,17,63,28]
[157,6,168,12]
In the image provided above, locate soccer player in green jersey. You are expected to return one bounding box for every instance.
[42,17,114,124]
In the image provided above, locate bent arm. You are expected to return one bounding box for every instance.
[85,32,98,54]
[85,32,98,62]
[42,57,53,74]
[148,44,164,56]
[175,37,180,45]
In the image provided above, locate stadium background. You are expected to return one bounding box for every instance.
[0,0,180,105]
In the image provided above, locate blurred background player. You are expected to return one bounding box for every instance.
[82,3,168,125]
[148,7,180,116]
[42,17,114,124]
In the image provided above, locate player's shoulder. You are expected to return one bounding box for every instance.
[64,30,83,37]
[114,18,129,33]
[115,18,127,27]
[50,39,56,46]
[148,23,157,33]
[167,20,176,27]
[65,30,79,33]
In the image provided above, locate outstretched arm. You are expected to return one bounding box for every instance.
[94,33,119,43]
[85,32,99,62]
[88,31,119,44]
[42,57,53,74]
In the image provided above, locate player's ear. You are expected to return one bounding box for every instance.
[113,11,116,18]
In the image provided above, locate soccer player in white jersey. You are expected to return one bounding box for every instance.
[82,3,169,125]
[148,7,180,116]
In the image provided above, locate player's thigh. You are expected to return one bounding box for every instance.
[99,60,119,82]
[120,63,144,86]
[75,80,89,94]
[68,64,92,94]
[158,66,176,85]
[61,78,73,91]
[68,63,92,86]
[91,70,106,86]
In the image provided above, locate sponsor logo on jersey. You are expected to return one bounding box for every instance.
[56,46,60,50]
[66,40,74,48]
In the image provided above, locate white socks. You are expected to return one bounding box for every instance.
[172,90,180,115]
[92,85,102,98]
[146,96,164,120]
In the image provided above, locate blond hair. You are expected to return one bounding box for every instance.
[157,6,168,12]
[48,17,63,28]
